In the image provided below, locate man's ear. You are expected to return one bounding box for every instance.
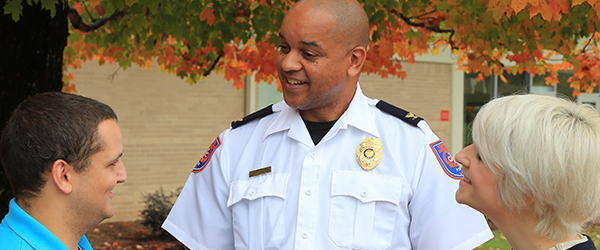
[347,46,367,77]
[51,159,74,194]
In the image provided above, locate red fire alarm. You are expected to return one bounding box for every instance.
[441,110,449,121]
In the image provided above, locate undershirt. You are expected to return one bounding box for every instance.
[303,119,338,145]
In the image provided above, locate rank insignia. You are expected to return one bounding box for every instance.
[249,166,272,177]
[357,137,382,171]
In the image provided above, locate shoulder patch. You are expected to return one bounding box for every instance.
[231,104,274,129]
[429,140,463,179]
[192,136,221,173]
[375,100,423,127]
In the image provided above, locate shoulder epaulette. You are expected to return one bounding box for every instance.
[231,104,274,129]
[376,100,423,127]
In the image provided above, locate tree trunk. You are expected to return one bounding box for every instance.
[0,0,69,219]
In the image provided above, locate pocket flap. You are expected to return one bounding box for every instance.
[331,170,402,205]
[227,173,290,207]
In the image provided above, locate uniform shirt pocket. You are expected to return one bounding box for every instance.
[329,170,403,250]
[228,173,290,250]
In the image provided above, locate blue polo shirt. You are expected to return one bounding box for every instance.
[0,199,93,250]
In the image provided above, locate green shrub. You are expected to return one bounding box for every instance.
[139,186,182,237]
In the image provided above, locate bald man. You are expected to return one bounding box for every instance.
[163,0,493,249]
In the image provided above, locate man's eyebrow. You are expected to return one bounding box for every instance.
[301,40,320,48]
[278,32,321,48]
[111,152,123,163]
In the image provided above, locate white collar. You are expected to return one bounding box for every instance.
[263,82,380,146]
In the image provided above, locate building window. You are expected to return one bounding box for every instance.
[463,71,578,146]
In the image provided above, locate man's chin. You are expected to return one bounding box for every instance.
[103,206,116,220]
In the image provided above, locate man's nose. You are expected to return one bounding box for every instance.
[279,51,302,72]
[116,162,127,183]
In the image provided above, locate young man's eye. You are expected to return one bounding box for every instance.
[109,159,120,166]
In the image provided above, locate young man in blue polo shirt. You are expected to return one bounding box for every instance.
[0,92,127,250]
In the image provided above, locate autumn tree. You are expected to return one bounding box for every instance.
[2,0,600,219]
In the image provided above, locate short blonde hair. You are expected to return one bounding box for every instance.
[472,94,600,240]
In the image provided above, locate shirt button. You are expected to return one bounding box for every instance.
[310,151,316,158]
[249,190,256,197]
[305,190,312,196]
[361,192,367,198]
[302,233,308,239]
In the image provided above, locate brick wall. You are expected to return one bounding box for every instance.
[70,60,452,222]
[360,62,453,144]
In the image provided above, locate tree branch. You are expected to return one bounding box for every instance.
[68,7,126,32]
[582,29,597,53]
[390,9,453,33]
[203,51,223,77]
[108,66,122,82]
[390,9,458,50]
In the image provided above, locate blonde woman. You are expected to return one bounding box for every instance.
[455,94,600,250]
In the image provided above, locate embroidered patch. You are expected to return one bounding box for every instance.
[192,136,221,173]
[430,140,463,179]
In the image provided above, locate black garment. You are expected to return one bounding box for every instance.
[512,235,596,250]
[568,234,596,250]
[303,119,337,145]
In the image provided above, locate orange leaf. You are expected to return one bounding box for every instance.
[476,73,484,82]
[72,2,83,14]
[538,1,553,21]
[499,74,507,83]
[166,35,176,45]
[549,0,569,18]
[545,74,559,86]
[200,8,216,26]
[533,50,543,60]
[510,0,527,13]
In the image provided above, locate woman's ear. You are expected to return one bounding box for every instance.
[347,46,367,77]
[51,159,74,194]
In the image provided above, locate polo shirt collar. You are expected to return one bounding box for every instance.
[5,198,93,250]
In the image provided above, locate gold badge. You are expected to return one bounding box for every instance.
[357,137,382,171]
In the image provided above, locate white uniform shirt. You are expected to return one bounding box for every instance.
[163,84,493,250]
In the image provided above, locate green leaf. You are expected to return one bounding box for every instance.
[370,10,385,23]
[207,51,216,61]
[4,0,23,21]
[250,2,260,11]
[125,0,139,7]
[269,33,279,46]
[112,0,127,10]
[437,1,450,11]
[371,33,380,42]
[131,14,147,33]
[177,71,188,78]
[67,32,81,42]
[65,46,73,57]
[40,0,56,17]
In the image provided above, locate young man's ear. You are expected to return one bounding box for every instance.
[347,46,367,77]
[51,159,74,194]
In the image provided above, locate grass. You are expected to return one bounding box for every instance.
[478,225,600,250]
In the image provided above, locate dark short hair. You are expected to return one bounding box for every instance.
[0,92,117,200]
